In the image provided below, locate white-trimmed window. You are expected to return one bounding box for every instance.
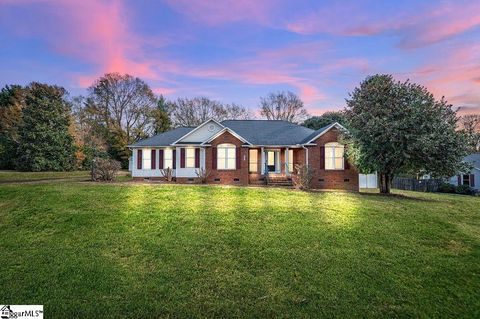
[288,149,294,173]
[218,143,236,170]
[325,142,344,170]
[164,149,173,169]
[249,149,258,172]
[186,148,195,168]
[143,148,151,170]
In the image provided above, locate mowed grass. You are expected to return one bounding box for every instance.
[0,170,90,182]
[0,182,479,318]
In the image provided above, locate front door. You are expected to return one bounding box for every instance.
[266,150,278,173]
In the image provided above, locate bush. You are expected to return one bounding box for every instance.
[160,168,174,182]
[437,183,456,193]
[91,158,121,182]
[455,184,475,195]
[291,164,314,190]
[195,168,211,184]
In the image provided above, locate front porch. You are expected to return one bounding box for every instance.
[247,147,304,185]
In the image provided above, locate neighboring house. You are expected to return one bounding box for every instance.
[128,119,359,190]
[448,153,479,191]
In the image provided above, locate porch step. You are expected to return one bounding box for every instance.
[267,178,293,187]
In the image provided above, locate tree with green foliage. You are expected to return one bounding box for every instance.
[152,95,171,134]
[16,83,76,171]
[0,85,25,169]
[303,111,346,130]
[345,74,468,194]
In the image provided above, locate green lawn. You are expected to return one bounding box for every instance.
[0,170,90,182]
[0,181,479,318]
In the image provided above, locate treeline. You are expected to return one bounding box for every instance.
[0,73,312,171]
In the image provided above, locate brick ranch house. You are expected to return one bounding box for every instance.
[128,119,360,190]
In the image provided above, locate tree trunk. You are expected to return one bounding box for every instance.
[379,173,392,194]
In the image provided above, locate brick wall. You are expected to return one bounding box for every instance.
[307,127,359,191]
[205,131,249,185]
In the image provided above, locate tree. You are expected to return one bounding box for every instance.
[167,97,251,127]
[259,91,308,123]
[345,74,468,194]
[17,83,76,171]
[303,111,347,130]
[0,85,25,169]
[459,114,480,153]
[152,95,171,134]
[86,73,157,166]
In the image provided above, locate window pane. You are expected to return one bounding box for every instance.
[267,152,275,165]
[227,158,236,169]
[186,148,195,157]
[249,149,258,173]
[164,159,173,169]
[249,163,257,172]
[227,147,236,158]
[217,157,226,169]
[325,158,334,170]
[335,158,344,169]
[164,149,172,160]
[218,148,226,159]
[186,158,195,168]
[143,149,151,169]
[325,147,334,158]
[335,146,344,157]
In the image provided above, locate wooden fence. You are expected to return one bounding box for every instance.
[392,177,443,192]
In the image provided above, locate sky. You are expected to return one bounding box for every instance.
[0,0,479,116]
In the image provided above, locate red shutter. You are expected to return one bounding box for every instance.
[212,147,217,169]
[470,174,475,187]
[457,175,461,186]
[344,145,350,170]
[151,149,156,169]
[319,146,325,169]
[195,148,200,168]
[180,148,186,168]
[158,149,164,169]
[137,149,142,169]
[172,150,176,169]
[236,147,241,169]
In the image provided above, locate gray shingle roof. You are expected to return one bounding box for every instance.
[129,120,338,147]
[300,124,334,144]
[221,120,315,145]
[129,127,194,147]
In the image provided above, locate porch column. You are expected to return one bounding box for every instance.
[285,147,289,176]
[260,147,265,174]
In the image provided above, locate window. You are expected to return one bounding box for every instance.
[288,149,294,173]
[186,148,195,168]
[249,149,258,172]
[142,148,151,169]
[463,174,470,186]
[164,149,173,169]
[325,142,344,170]
[218,143,236,170]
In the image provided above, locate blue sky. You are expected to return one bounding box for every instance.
[0,0,479,115]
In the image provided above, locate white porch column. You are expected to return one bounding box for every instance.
[260,147,265,174]
[175,146,181,177]
[285,147,289,176]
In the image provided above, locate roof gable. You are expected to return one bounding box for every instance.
[128,127,194,147]
[301,122,348,144]
[173,119,224,144]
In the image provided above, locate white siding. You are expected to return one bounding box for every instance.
[179,121,223,143]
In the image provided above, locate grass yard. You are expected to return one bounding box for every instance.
[0,180,479,318]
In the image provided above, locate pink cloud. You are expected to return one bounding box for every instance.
[287,1,480,49]
[0,0,178,88]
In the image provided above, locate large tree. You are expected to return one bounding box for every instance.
[17,83,76,171]
[152,95,172,134]
[167,97,251,127]
[0,85,25,169]
[259,91,308,123]
[345,74,468,194]
[86,73,158,166]
[459,114,480,153]
[303,111,347,130]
